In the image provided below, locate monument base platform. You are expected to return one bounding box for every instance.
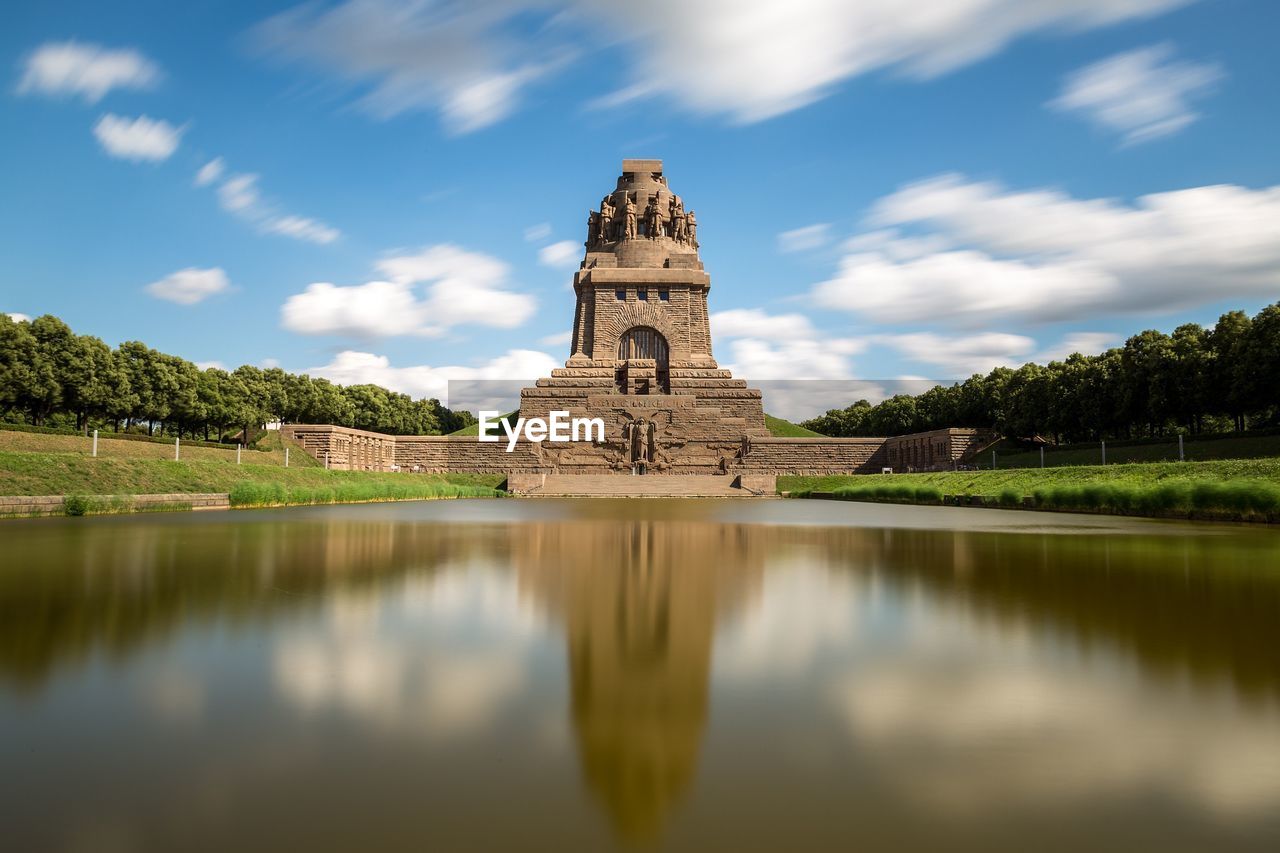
[507,473,776,498]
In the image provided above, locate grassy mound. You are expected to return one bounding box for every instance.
[765,414,826,437]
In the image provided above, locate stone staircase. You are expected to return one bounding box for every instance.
[511,473,774,498]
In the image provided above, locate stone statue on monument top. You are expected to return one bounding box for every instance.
[671,195,688,244]
[686,210,698,247]
[598,195,615,243]
[623,194,637,240]
[645,195,665,240]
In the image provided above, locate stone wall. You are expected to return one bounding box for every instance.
[283,423,996,478]
[734,436,889,475]
[880,428,997,472]
[283,424,397,471]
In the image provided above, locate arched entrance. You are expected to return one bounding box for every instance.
[616,326,670,394]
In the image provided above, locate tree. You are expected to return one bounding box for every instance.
[1169,323,1211,433]
[1240,302,1280,424]
[1208,311,1252,432]
[0,314,43,420]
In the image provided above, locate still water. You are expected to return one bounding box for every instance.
[2,499,1279,851]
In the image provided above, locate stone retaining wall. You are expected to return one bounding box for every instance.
[0,493,230,518]
[283,423,992,479]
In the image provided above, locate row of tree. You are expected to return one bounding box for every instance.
[0,314,474,439]
[802,304,1280,442]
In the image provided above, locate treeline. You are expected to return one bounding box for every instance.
[0,314,474,439]
[802,303,1280,442]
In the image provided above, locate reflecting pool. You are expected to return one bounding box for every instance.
[2,499,1279,850]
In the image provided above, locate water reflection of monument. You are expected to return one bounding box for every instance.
[513,519,763,840]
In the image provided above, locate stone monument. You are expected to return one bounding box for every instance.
[515,159,772,481]
[284,160,997,491]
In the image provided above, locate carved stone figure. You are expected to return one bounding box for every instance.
[672,211,687,244]
[645,195,664,240]
[623,194,637,241]
[634,418,652,465]
[586,211,600,248]
[685,210,697,247]
[598,195,615,243]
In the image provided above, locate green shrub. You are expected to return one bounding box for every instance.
[914,486,944,502]
[63,494,90,516]
[998,488,1021,507]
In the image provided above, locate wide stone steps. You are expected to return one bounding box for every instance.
[513,474,767,498]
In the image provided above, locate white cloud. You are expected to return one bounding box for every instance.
[281,281,428,337]
[441,67,545,135]
[263,215,341,245]
[193,157,224,187]
[1050,43,1223,145]
[6,313,31,323]
[216,172,261,213]
[253,1,1191,130]
[539,330,572,347]
[875,330,1125,376]
[195,360,227,371]
[200,166,341,244]
[777,223,831,253]
[722,337,863,381]
[537,240,580,269]
[92,113,183,162]
[523,223,552,242]
[1033,331,1118,363]
[815,174,1280,326]
[17,41,160,102]
[582,0,1194,123]
[875,331,1037,375]
[145,267,230,305]
[711,308,818,342]
[309,349,559,406]
[707,308,872,418]
[282,244,536,337]
[252,0,568,133]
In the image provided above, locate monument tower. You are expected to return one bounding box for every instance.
[517,159,771,477]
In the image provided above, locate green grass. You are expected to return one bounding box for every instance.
[227,479,495,507]
[986,430,1280,468]
[0,426,317,467]
[781,459,1280,523]
[765,413,827,437]
[0,443,505,512]
[824,483,945,503]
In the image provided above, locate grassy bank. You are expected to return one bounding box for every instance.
[0,439,505,514]
[984,430,1280,468]
[764,414,826,437]
[227,479,496,507]
[0,427,317,467]
[781,459,1280,523]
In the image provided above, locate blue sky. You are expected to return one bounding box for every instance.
[3,0,1279,417]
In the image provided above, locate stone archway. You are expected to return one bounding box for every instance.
[617,326,670,394]
[617,326,670,363]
